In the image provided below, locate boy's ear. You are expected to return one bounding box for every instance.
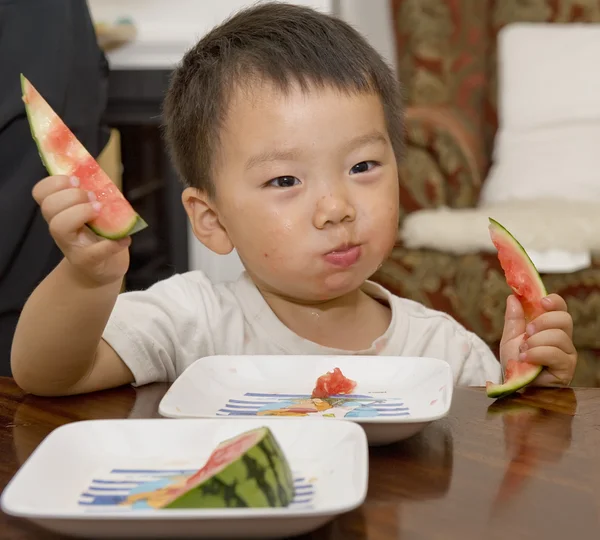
[181,187,234,255]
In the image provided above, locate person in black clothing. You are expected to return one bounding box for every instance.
[0,0,110,375]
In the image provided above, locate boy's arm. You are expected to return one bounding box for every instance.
[11,258,134,396]
[11,174,135,396]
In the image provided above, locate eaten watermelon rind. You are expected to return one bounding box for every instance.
[485,364,543,400]
[20,73,148,240]
[20,74,53,176]
[486,218,547,399]
[88,214,148,241]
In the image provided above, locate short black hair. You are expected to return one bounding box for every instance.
[163,1,404,195]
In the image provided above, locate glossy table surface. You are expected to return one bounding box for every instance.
[0,378,598,539]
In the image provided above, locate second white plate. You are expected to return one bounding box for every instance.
[159,355,454,445]
[0,417,368,539]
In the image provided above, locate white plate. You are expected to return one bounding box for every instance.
[159,355,454,445]
[0,418,368,539]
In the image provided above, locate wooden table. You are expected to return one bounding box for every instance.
[0,378,598,539]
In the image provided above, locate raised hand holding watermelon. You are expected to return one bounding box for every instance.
[22,75,145,287]
[11,77,143,394]
[487,218,577,397]
[31,174,131,287]
[500,292,576,389]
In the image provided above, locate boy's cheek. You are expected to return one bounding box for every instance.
[233,222,299,269]
[363,196,398,240]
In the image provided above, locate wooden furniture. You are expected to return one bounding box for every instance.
[96,128,122,191]
[0,378,598,539]
[105,69,189,291]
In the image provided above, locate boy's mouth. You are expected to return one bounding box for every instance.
[323,244,362,268]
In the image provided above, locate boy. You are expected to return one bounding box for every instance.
[10,3,576,396]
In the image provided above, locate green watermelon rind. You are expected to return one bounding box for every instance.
[88,215,148,241]
[20,74,53,177]
[163,426,295,509]
[486,218,546,399]
[20,73,148,240]
[485,365,543,400]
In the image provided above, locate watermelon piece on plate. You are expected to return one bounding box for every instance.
[311,367,357,398]
[20,74,147,240]
[142,426,295,509]
[486,218,547,399]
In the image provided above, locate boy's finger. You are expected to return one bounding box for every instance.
[32,175,75,204]
[40,188,92,222]
[526,311,573,339]
[48,202,100,241]
[531,369,571,388]
[521,346,575,378]
[522,329,575,355]
[541,293,568,312]
[71,237,131,268]
[501,295,526,345]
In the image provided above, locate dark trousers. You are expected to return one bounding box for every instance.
[0,0,110,376]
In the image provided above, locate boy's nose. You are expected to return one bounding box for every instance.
[312,188,356,229]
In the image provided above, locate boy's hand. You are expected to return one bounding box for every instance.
[32,175,131,286]
[500,294,576,387]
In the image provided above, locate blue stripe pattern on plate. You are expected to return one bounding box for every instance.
[214,392,411,419]
[77,469,315,511]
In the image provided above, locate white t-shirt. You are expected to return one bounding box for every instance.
[102,271,502,387]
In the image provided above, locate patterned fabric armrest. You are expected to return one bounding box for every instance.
[398,106,485,218]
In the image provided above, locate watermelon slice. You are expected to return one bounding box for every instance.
[20,74,147,240]
[311,367,357,398]
[486,218,548,399]
[135,426,295,509]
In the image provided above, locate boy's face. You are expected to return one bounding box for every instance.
[186,81,399,302]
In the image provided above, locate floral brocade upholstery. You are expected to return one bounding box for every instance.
[371,0,600,386]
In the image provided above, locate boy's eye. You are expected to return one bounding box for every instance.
[267,176,301,188]
[350,161,378,174]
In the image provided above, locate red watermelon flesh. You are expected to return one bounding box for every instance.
[311,367,357,398]
[20,74,147,240]
[183,429,261,488]
[486,219,547,399]
[489,219,546,323]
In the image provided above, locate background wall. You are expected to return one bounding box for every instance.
[88,0,395,67]
[88,0,334,68]
[335,0,397,69]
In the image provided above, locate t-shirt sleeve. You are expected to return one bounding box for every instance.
[455,330,502,387]
[393,296,503,387]
[102,272,217,387]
